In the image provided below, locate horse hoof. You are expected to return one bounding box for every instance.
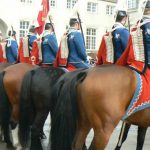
[114,146,121,150]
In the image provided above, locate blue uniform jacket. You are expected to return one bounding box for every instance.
[6,38,18,63]
[68,28,88,64]
[42,31,58,64]
[141,16,150,66]
[112,23,129,62]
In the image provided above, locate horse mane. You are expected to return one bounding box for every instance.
[50,68,87,150]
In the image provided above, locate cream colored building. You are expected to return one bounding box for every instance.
[0,0,141,55]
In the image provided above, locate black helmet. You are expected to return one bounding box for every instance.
[146,1,150,8]
[29,25,35,33]
[143,0,150,16]
[117,10,127,17]
[12,31,16,36]
[45,23,53,30]
[69,18,79,26]
[8,30,11,36]
[116,10,127,22]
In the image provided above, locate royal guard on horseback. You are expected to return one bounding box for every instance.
[18,25,37,63]
[5,30,18,63]
[97,10,129,65]
[0,30,7,63]
[114,2,150,149]
[54,18,91,70]
[117,0,150,74]
[30,23,58,66]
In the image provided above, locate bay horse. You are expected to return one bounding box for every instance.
[0,63,38,149]
[18,67,67,150]
[50,65,150,150]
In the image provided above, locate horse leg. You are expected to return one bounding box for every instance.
[11,125,23,150]
[136,126,148,150]
[89,127,113,150]
[0,126,3,141]
[30,110,49,150]
[88,119,115,150]
[72,120,91,150]
[10,104,19,130]
[115,122,131,150]
[2,123,14,149]
[39,112,48,140]
[39,112,49,139]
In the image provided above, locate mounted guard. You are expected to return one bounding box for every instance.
[97,10,129,65]
[54,17,91,71]
[5,30,18,63]
[33,22,58,67]
[18,25,37,63]
[0,30,7,63]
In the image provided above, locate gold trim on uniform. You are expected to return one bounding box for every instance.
[60,34,69,59]
[104,33,114,63]
[36,39,42,61]
[131,28,145,62]
[23,37,29,57]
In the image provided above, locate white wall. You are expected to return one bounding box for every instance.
[0,0,139,52]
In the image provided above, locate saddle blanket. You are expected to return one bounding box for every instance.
[123,69,150,120]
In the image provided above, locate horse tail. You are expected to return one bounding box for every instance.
[0,71,11,137]
[51,70,87,150]
[19,70,35,148]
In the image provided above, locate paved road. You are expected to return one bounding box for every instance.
[0,116,150,150]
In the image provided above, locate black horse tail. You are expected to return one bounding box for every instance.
[19,70,35,148]
[0,72,11,142]
[51,70,87,150]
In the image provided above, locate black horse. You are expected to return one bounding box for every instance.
[115,121,148,150]
[18,66,67,150]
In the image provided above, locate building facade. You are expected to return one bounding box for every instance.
[0,0,141,56]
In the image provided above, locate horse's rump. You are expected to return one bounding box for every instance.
[19,66,67,149]
[51,65,138,150]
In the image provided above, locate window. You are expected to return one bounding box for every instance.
[86,28,96,51]
[19,21,29,38]
[50,0,56,7]
[106,5,115,15]
[127,0,136,9]
[87,2,98,13]
[67,0,78,9]
[20,0,32,4]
